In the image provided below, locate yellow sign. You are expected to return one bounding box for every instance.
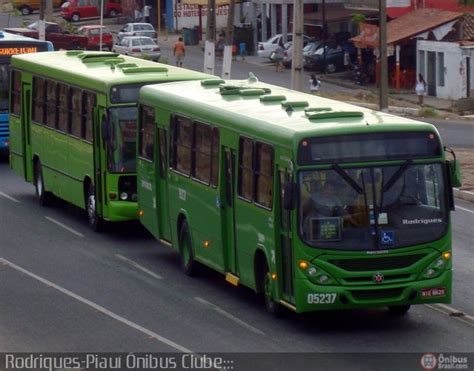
[0,46,39,56]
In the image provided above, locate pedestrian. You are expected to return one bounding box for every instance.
[143,4,151,24]
[344,50,351,71]
[309,74,321,94]
[134,6,142,22]
[239,42,247,61]
[173,36,185,67]
[416,73,427,106]
[274,39,284,72]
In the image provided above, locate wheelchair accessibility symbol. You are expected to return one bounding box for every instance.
[381,231,395,245]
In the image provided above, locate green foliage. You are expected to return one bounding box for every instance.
[351,13,366,25]
[459,0,474,6]
[417,107,439,118]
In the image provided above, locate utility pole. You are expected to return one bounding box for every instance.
[38,0,45,41]
[379,0,388,111]
[291,0,303,90]
[204,0,216,74]
[322,0,326,73]
[45,0,52,21]
[222,0,236,79]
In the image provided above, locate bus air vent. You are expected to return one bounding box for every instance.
[78,52,119,61]
[66,50,83,56]
[329,254,426,271]
[201,79,225,86]
[104,57,125,65]
[307,111,364,120]
[260,95,286,102]
[239,88,266,96]
[121,66,168,74]
[116,63,138,69]
[281,101,309,111]
[305,107,332,115]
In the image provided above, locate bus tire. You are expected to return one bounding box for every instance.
[179,220,196,276]
[263,263,285,317]
[34,161,53,207]
[86,184,103,232]
[387,305,411,316]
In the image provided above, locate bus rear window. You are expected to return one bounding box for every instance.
[110,84,145,103]
[297,132,442,165]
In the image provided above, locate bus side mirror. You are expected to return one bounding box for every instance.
[283,182,296,210]
[447,159,462,188]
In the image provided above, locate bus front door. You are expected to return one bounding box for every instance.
[93,107,105,219]
[279,169,294,302]
[21,82,33,182]
[223,148,237,275]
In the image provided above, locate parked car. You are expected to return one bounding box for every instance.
[304,45,356,73]
[60,0,121,22]
[14,0,62,15]
[257,34,312,59]
[78,25,113,50]
[117,23,156,43]
[112,36,160,61]
[5,21,88,50]
[280,40,324,68]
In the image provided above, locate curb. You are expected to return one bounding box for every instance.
[454,189,474,203]
[346,101,419,115]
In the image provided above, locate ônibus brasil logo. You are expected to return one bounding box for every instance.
[420,353,437,370]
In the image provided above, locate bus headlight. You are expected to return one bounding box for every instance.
[131,193,138,202]
[300,262,337,285]
[421,254,450,279]
[120,192,128,200]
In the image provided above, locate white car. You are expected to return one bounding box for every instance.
[257,34,312,59]
[112,36,161,61]
[117,23,156,42]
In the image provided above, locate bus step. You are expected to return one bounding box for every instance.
[225,273,239,286]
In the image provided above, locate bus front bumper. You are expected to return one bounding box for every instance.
[293,270,452,313]
[105,201,139,222]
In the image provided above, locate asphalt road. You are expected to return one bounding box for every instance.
[1,158,474,365]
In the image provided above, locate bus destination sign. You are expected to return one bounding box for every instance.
[0,46,40,56]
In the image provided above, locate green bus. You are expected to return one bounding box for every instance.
[9,51,213,230]
[137,77,462,315]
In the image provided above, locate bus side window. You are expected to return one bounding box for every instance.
[10,70,21,116]
[32,77,45,124]
[70,88,82,138]
[255,142,274,209]
[138,104,154,161]
[174,115,192,176]
[193,122,212,184]
[57,83,69,133]
[238,137,254,201]
[82,92,95,142]
[45,80,57,128]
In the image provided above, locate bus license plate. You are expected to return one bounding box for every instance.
[421,287,446,298]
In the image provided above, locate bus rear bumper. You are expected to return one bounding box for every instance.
[293,271,452,313]
[104,201,139,222]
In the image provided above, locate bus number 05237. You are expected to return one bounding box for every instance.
[308,293,337,304]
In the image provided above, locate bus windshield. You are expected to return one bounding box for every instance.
[299,163,448,251]
[0,64,9,112]
[107,106,137,173]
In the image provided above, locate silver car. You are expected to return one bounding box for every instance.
[117,23,156,42]
[112,36,161,61]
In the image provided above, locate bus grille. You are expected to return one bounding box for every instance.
[329,254,426,272]
[351,288,404,301]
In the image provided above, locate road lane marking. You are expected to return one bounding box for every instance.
[0,257,192,353]
[115,254,163,280]
[456,206,474,214]
[426,304,474,327]
[194,296,266,336]
[45,216,84,238]
[0,191,20,203]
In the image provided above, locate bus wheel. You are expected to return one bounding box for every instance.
[387,305,411,316]
[263,264,285,317]
[86,184,103,232]
[34,161,53,207]
[179,220,196,276]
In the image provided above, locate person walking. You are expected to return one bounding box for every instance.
[309,74,321,94]
[143,5,151,23]
[174,36,185,67]
[274,39,285,72]
[416,73,427,106]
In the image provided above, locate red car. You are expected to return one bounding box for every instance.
[5,21,88,50]
[61,0,121,22]
[78,25,113,50]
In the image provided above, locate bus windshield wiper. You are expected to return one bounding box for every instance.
[332,164,364,194]
[382,160,412,193]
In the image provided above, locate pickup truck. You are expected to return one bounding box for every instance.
[5,21,88,50]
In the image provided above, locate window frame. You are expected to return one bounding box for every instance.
[10,69,21,116]
[138,104,155,162]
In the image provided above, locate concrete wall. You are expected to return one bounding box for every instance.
[417,40,469,100]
